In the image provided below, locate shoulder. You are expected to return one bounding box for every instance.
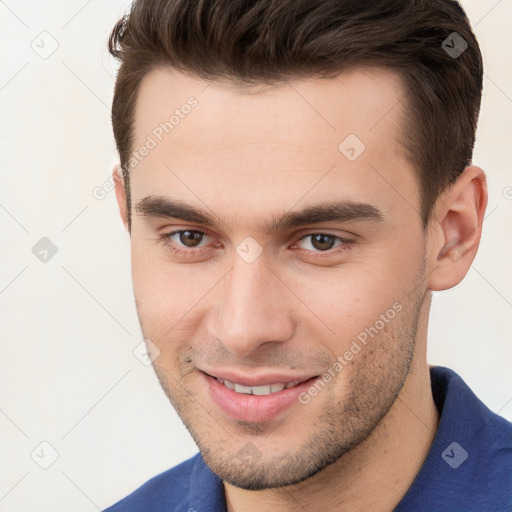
[103,453,202,512]
[430,365,512,438]
[396,366,512,511]
[430,365,512,470]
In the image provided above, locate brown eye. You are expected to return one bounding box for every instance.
[310,234,336,251]
[295,233,351,253]
[178,230,204,247]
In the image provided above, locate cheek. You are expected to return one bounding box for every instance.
[287,266,402,334]
[130,241,218,334]
[131,255,203,369]
[131,242,181,326]
[284,253,419,357]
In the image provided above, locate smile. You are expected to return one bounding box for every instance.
[215,378,307,396]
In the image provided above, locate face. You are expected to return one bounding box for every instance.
[123,66,430,490]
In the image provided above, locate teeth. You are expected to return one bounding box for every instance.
[223,380,235,391]
[234,383,252,394]
[251,384,271,395]
[216,378,302,395]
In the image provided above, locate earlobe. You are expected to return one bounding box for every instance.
[427,166,487,291]
[113,163,129,232]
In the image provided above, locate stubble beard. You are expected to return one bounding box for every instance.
[145,282,425,491]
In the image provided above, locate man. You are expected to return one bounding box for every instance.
[104,0,512,510]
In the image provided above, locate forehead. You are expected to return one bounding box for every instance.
[133,65,406,148]
[130,66,419,226]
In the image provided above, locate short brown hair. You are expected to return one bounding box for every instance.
[108,0,483,229]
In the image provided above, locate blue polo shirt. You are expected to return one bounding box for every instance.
[104,366,512,511]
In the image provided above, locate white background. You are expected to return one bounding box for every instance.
[0,1,511,510]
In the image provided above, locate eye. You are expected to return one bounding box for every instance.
[158,229,352,261]
[170,230,209,248]
[296,233,350,252]
[159,230,213,256]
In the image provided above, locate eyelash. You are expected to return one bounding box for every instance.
[158,229,353,259]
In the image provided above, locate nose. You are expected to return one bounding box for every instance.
[207,255,295,358]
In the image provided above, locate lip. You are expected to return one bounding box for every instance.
[199,367,315,387]
[200,370,319,423]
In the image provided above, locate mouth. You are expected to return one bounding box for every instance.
[200,370,320,423]
[213,376,313,396]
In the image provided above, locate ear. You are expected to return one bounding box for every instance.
[113,163,129,233]
[427,165,487,291]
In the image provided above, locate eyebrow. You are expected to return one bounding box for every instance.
[135,195,384,233]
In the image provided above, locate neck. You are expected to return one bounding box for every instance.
[223,325,439,512]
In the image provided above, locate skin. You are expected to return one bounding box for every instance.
[114,66,487,511]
